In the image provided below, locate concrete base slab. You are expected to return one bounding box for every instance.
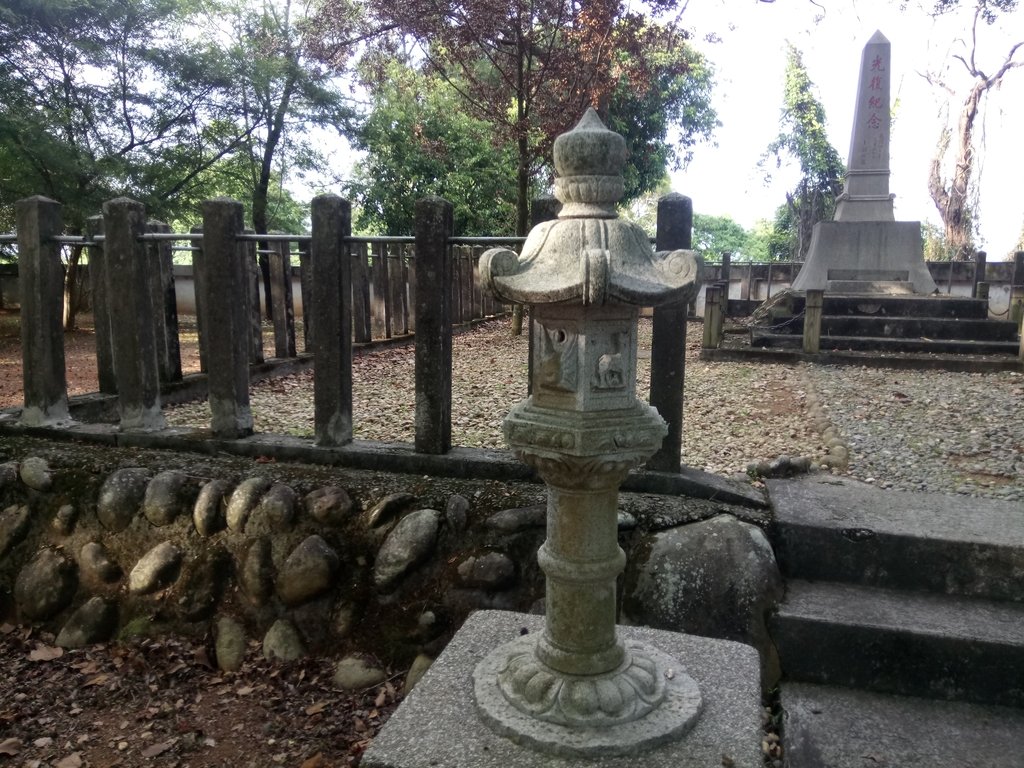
[792,221,936,294]
[362,610,764,768]
[783,682,1024,768]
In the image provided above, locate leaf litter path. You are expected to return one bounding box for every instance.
[163,319,820,477]
[0,624,399,767]
[0,308,818,472]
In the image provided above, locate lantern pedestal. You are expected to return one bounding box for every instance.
[362,611,764,767]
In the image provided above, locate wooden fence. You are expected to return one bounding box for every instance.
[3,193,701,474]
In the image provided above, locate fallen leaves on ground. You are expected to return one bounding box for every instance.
[0,627,400,767]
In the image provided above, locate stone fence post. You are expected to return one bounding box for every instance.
[268,235,297,358]
[973,250,987,299]
[146,220,182,383]
[702,284,723,349]
[414,196,454,454]
[526,196,562,395]
[200,198,253,438]
[16,196,69,426]
[244,229,264,365]
[190,226,208,372]
[86,215,117,394]
[1011,286,1024,328]
[311,194,353,447]
[648,192,693,472]
[1012,251,1024,288]
[102,198,165,430]
[803,289,824,354]
[298,241,313,351]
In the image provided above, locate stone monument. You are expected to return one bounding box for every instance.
[792,31,937,294]
[361,111,764,768]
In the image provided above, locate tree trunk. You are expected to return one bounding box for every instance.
[63,244,85,331]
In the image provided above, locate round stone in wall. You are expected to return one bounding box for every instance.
[246,483,297,534]
[457,552,516,590]
[0,504,30,558]
[277,534,340,607]
[332,655,386,691]
[215,616,247,672]
[239,537,274,606]
[262,619,305,662]
[193,478,232,536]
[365,492,417,529]
[0,461,18,490]
[129,541,184,595]
[55,597,118,648]
[19,456,53,491]
[142,470,192,526]
[14,548,78,620]
[444,494,470,533]
[97,468,152,532]
[622,514,785,687]
[226,476,272,532]
[79,541,122,585]
[51,504,78,536]
[373,509,441,592]
[304,486,353,526]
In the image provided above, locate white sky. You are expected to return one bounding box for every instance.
[672,0,1024,258]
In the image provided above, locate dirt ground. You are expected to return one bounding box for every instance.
[0,624,400,767]
[0,310,210,410]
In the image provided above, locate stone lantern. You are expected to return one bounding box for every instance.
[475,108,704,756]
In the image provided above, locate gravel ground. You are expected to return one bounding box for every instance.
[164,317,1024,502]
[803,363,1024,501]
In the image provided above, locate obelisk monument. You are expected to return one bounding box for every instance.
[792,31,936,294]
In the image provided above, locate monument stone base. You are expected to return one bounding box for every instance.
[361,610,764,768]
[791,221,937,295]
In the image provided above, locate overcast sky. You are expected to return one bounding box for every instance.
[672,0,1024,258]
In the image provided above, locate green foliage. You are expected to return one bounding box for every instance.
[348,61,519,236]
[761,44,845,260]
[606,28,718,202]
[0,0,244,229]
[927,0,1018,22]
[690,213,782,263]
[692,214,748,257]
[922,221,956,261]
[190,0,358,234]
[743,219,778,263]
[360,1,718,234]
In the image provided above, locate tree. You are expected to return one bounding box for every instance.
[742,219,777,263]
[197,0,365,238]
[0,0,248,327]
[761,44,845,260]
[348,60,519,235]
[692,214,749,258]
[924,0,1022,260]
[354,0,716,237]
[0,0,242,227]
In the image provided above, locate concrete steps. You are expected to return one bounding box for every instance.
[752,332,1019,355]
[766,476,1024,757]
[750,293,1021,356]
[782,682,1024,768]
[773,579,1024,706]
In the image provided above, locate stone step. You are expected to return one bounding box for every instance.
[820,315,1019,341]
[771,579,1024,706]
[751,331,1020,355]
[825,279,916,295]
[767,476,1024,601]
[781,682,1024,768]
[819,294,991,319]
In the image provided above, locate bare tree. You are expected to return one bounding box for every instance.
[925,1,1022,259]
